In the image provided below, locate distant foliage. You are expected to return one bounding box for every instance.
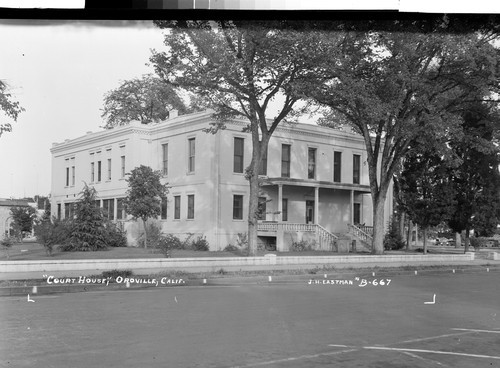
[9,206,37,241]
[0,80,25,137]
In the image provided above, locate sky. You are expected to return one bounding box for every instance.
[0,7,498,200]
[0,20,166,198]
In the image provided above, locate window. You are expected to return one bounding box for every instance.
[71,165,75,186]
[161,200,167,220]
[57,203,61,219]
[174,196,181,219]
[117,198,126,220]
[258,197,267,220]
[64,203,74,219]
[233,137,244,173]
[162,143,168,176]
[65,167,70,186]
[354,203,361,224]
[97,161,102,182]
[107,158,112,181]
[187,195,195,219]
[90,153,95,182]
[308,147,316,179]
[103,199,114,220]
[259,147,267,176]
[188,138,195,173]
[233,195,244,220]
[282,198,288,221]
[281,144,291,178]
[333,151,342,183]
[353,154,361,184]
[120,156,125,178]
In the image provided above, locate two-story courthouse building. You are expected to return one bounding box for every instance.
[50,110,392,251]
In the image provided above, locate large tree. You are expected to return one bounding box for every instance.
[301,22,500,254]
[0,79,24,137]
[101,74,192,129]
[447,100,500,250]
[124,165,169,249]
[150,20,318,255]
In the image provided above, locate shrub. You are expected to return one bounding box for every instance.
[103,222,127,247]
[34,217,72,255]
[224,244,239,252]
[384,220,405,251]
[162,234,183,250]
[190,236,209,251]
[102,269,133,279]
[290,240,312,252]
[1,235,14,259]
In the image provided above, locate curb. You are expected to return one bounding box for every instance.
[2,264,499,297]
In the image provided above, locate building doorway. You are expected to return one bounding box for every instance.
[306,200,315,224]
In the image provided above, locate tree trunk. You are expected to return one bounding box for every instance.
[455,232,461,249]
[371,197,386,254]
[423,227,427,254]
[464,228,470,253]
[406,220,411,250]
[399,212,406,240]
[143,218,148,249]
[247,171,260,256]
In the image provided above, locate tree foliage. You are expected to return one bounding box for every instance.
[101,74,192,129]
[0,80,24,137]
[300,22,500,254]
[150,20,317,255]
[446,100,500,245]
[9,206,37,240]
[34,216,72,256]
[124,165,169,248]
[64,184,107,251]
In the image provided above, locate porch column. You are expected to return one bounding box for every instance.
[276,184,284,252]
[350,190,354,225]
[278,184,283,222]
[314,187,319,224]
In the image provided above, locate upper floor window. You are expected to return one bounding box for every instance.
[233,137,244,173]
[91,162,95,183]
[71,165,75,186]
[65,167,70,187]
[353,154,361,184]
[97,160,102,182]
[120,156,126,178]
[308,147,317,179]
[107,158,112,181]
[233,195,244,220]
[162,143,168,176]
[259,147,267,176]
[333,151,342,183]
[187,195,195,219]
[188,138,195,173]
[281,144,291,178]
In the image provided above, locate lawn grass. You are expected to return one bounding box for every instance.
[1,241,468,262]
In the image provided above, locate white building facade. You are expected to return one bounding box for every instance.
[50,110,392,251]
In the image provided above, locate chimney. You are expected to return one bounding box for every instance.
[169,109,178,119]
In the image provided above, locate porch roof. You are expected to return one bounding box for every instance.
[259,177,371,194]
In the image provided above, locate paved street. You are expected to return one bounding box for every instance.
[2,272,499,367]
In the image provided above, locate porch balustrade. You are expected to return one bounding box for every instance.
[348,223,373,244]
[257,221,338,251]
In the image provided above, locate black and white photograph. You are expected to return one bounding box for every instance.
[0,2,499,367]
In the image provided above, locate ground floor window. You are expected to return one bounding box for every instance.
[187,195,195,219]
[174,196,181,219]
[161,200,168,220]
[282,198,288,222]
[116,198,126,220]
[233,195,243,220]
[102,199,114,220]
